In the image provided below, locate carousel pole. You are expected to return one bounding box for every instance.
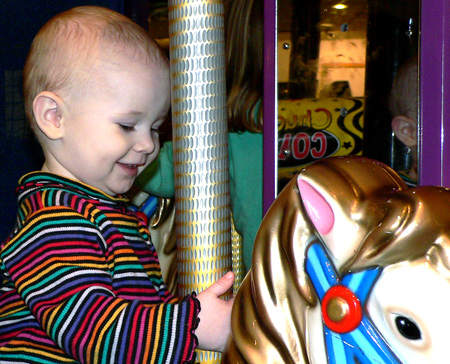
[168,1,233,363]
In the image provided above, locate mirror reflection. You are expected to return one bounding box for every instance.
[276,0,419,192]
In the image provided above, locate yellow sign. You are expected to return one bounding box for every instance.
[278,97,364,188]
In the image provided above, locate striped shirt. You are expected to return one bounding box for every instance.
[0,172,199,364]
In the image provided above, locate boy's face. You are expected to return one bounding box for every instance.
[48,55,170,195]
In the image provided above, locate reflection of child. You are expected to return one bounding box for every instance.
[136,0,263,272]
[389,56,418,186]
[0,6,233,363]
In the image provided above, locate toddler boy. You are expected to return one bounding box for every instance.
[389,55,418,186]
[0,6,233,363]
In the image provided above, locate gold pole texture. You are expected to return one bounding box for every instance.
[168,1,232,363]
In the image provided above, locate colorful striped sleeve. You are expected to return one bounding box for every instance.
[1,205,199,364]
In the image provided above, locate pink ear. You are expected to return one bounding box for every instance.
[297,178,334,235]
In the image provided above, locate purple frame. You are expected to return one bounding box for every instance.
[419,0,450,186]
[263,0,277,213]
[263,0,450,212]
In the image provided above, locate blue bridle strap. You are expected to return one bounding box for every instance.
[306,242,403,364]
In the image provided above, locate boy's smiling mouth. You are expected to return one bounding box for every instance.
[117,161,145,168]
[117,162,145,176]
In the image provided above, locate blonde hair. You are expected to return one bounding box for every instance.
[224,0,263,133]
[389,55,419,122]
[23,6,168,126]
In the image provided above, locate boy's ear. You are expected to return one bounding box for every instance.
[33,91,66,140]
[391,115,417,147]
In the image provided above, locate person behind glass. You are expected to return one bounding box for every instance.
[389,55,418,186]
[0,6,234,363]
[136,0,264,273]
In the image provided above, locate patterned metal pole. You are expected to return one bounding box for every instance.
[168,1,232,363]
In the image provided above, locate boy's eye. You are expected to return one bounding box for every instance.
[119,124,135,132]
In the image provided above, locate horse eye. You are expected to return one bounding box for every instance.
[395,316,422,340]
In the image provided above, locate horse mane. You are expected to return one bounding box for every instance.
[223,156,450,363]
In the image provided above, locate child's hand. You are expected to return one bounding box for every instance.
[195,271,235,352]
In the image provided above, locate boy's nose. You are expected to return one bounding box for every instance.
[134,133,155,154]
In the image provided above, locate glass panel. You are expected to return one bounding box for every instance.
[276,0,419,193]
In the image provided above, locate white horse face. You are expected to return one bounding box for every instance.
[367,259,450,364]
[298,163,450,364]
[306,259,450,364]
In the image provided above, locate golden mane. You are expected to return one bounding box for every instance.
[223,156,450,363]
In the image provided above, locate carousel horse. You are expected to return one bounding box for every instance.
[222,156,450,364]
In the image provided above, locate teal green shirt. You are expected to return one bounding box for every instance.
[135,131,263,272]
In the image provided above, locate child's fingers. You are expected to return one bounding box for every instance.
[206,271,234,297]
